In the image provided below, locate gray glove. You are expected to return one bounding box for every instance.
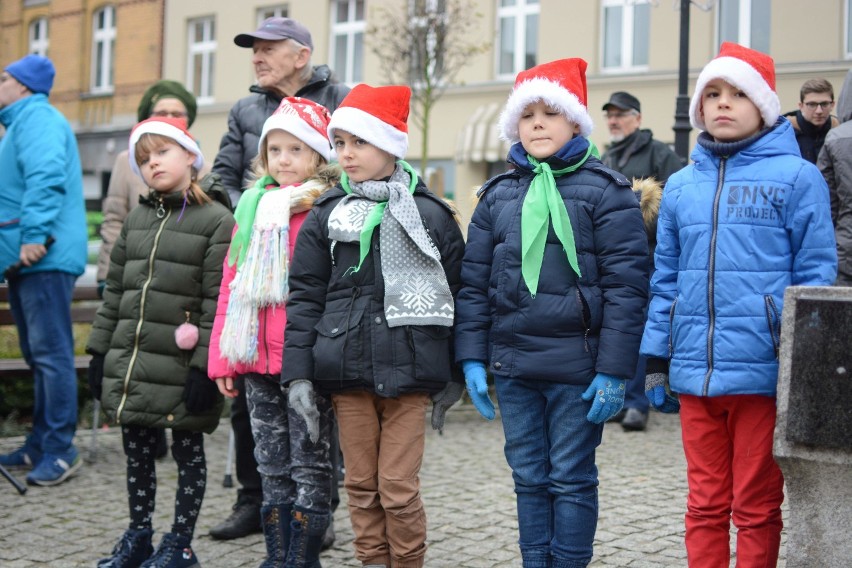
[431,382,464,432]
[288,380,320,443]
[645,373,680,413]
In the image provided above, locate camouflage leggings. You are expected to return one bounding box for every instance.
[245,374,333,512]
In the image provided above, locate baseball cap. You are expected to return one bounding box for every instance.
[233,17,313,51]
[602,91,641,113]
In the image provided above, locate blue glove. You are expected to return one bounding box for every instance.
[645,373,680,413]
[462,360,495,420]
[581,373,626,424]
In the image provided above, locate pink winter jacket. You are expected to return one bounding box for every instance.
[208,211,308,379]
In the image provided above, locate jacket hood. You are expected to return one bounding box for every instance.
[837,69,852,123]
[690,118,798,165]
[633,177,662,237]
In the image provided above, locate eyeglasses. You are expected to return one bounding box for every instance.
[803,101,834,110]
[150,110,188,118]
[604,111,637,120]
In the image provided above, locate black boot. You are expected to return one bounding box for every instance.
[285,507,330,568]
[258,503,291,568]
[98,527,154,568]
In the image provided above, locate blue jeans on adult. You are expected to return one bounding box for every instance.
[495,377,604,568]
[8,271,78,456]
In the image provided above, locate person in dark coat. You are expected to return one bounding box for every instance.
[784,77,839,164]
[283,84,465,568]
[209,16,350,542]
[455,59,649,568]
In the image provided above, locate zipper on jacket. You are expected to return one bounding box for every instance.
[703,157,727,396]
[263,309,270,375]
[667,298,678,358]
[116,207,172,422]
[576,288,591,353]
[764,294,780,359]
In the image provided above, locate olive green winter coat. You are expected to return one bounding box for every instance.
[87,177,235,433]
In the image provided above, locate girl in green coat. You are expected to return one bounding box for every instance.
[87,116,235,568]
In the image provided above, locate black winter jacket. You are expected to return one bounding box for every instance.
[455,156,649,384]
[211,65,350,206]
[601,129,683,185]
[282,182,465,398]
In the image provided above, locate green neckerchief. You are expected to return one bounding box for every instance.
[228,174,278,268]
[339,160,419,274]
[521,143,595,298]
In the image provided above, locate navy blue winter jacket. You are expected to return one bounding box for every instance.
[455,149,650,384]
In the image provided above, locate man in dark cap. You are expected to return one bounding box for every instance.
[0,55,88,486]
[601,91,683,432]
[208,16,349,544]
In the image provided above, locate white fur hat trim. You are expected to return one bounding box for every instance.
[498,78,594,143]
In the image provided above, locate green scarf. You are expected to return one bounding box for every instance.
[340,160,418,273]
[228,175,277,268]
[521,143,596,298]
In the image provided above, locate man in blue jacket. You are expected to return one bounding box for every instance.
[0,55,88,486]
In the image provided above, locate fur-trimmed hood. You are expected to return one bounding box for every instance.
[632,176,662,240]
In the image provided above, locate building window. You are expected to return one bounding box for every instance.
[496,0,539,79]
[601,0,650,72]
[258,4,288,24]
[846,0,852,57]
[717,0,771,53]
[330,0,365,84]
[91,5,116,93]
[409,0,447,85]
[187,17,216,103]
[29,17,49,56]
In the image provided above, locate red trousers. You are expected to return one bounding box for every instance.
[680,394,784,568]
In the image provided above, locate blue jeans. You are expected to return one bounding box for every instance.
[495,377,603,568]
[8,271,78,456]
[624,355,650,412]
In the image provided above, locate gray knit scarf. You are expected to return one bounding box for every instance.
[328,162,454,327]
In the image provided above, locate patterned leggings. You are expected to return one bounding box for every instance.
[122,425,207,537]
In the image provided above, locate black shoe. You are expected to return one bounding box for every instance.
[621,408,648,431]
[209,497,262,540]
[607,408,627,424]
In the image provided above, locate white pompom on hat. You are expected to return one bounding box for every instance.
[259,97,333,161]
[129,116,204,178]
[498,58,594,144]
[690,42,780,131]
[327,84,411,158]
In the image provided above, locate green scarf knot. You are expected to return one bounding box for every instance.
[228,175,278,269]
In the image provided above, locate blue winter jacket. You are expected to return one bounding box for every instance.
[0,94,87,280]
[640,120,837,397]
[455,151,650,384]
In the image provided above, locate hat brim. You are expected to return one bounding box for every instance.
[234,31,289,48]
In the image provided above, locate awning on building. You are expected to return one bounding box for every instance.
[455,102,512,163]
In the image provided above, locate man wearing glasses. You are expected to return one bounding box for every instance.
[784,78,839,164]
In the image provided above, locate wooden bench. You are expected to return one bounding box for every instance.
[0,284,102,376]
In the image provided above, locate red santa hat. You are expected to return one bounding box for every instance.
[129,116,204,177]
[327,84,410,158]
[259,97,332,162]
[498,58,594,144]
[690,42,780,131]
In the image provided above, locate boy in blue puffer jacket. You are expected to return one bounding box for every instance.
[641,43,837,568]
[454,58,649,568]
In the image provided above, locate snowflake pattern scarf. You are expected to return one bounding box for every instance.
[327,161,454,327]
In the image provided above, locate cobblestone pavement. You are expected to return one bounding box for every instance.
[0,407,787,567]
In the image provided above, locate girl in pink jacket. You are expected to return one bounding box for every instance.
[208,97,339,567]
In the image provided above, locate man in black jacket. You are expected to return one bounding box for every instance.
[209,16,349,543]
[784,78,839,164]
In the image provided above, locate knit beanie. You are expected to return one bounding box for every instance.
[136,80,198,126]
[499,58,594,144]
[128,116,204,178]
[259,97,332,161]
[4,55,55,95]
[690,42,780,130]
[327,84,410,158]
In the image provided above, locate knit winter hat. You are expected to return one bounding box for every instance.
[690,42,780,130]
[136,80,198,126]
[4,55,55,95]
[499,58,594,144]
[128,116,204,178]
[327,84,411,158]
[259,97,332,161]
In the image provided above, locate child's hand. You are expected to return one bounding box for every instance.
[462,360,495,420]
[582,373,626,423]
[183,368,221,414]
[645,373,680,413]
[288,380,320,443]
[431,382,464,432]
[215,377,239,398]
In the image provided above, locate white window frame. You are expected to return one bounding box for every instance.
[600,0,651,74]
[186,17,217,105]
[257,4,289,25]
[330,0,366,85]
[495,0,540,80]
[845,0,852,58]
[29,17,49,57]
[408,0,448,86]
[716,0,771,53]
[90,5,116,94]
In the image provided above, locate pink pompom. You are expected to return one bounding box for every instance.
[175,322,199,350]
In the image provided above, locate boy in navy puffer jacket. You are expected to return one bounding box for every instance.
[641,43,837,568]
[454,58,649,568]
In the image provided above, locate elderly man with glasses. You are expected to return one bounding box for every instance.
[784,77,839,164]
